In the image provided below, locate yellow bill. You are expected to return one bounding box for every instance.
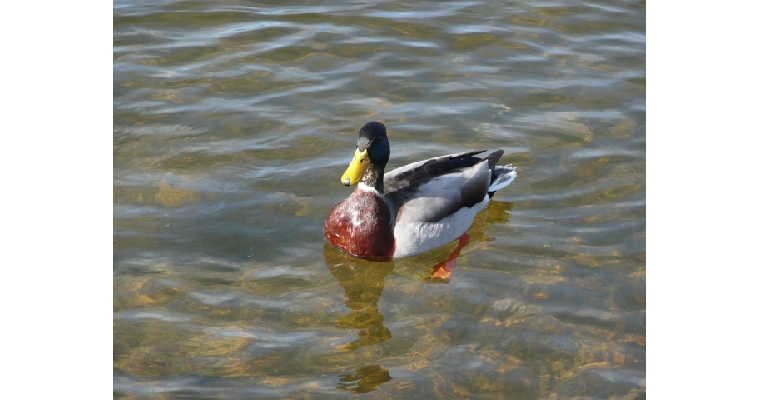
[341,148,369,186]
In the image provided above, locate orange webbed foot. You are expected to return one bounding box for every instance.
[430,232,470,280]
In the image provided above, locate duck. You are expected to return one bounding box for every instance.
[324,121,516,261]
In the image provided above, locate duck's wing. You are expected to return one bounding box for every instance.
[384,150,504,224]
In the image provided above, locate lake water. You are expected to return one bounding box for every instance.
[114,0,645,397]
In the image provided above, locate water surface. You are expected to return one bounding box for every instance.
[114,0,645,397]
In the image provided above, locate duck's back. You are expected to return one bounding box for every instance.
[384,150,501,224]
[382,150,513,258]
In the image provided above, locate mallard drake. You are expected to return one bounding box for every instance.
[325,121,516,260]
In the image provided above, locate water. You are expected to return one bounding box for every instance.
[114,0,645,397]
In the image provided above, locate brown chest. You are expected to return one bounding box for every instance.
[324,189,395,260]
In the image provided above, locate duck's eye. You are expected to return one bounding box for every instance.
[360,158,365,163]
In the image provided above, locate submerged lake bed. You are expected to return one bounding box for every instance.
[114,0,645,398]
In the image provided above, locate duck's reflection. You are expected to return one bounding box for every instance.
[324,246,394,351]
[324,247,395,393]
[336,364,393,393]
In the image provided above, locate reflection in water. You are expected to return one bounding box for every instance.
[337,365,393,393]
[324,247,395,351]
[324,247,395,393]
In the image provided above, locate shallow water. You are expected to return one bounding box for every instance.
[114,0,645,398]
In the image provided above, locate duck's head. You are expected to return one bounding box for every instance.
[341,121,390,187]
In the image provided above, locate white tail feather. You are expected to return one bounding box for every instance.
[489,165,517,193]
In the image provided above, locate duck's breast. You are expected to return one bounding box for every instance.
[325,187,395,260]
